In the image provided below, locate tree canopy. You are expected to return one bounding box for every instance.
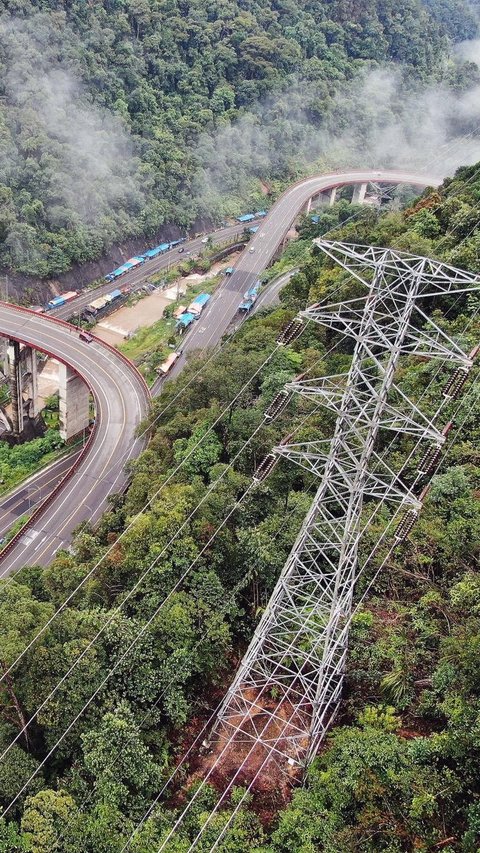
[0,162,477,848]
[0,0,478,277]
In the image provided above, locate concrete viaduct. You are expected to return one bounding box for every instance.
[0,169,440,572]
[0,306,150,572]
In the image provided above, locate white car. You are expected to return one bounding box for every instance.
[201,237,209,244]
[249,247,255,253]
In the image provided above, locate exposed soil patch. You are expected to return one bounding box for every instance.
[173,687,307,823]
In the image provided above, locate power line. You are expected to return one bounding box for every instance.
[0,393,329,816]
[1,161,478,824]
[119,254,480,852]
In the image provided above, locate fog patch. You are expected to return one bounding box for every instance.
[0,13,144,230]
[194,59,480,214]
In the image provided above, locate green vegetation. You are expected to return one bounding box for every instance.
[118,272,223,378]
[0,429,64,494]
[4,514,29,544]
[0,0,479,277]
[0,164,477,849]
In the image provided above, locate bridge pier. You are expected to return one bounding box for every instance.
[0,338,8,379]
[19,345,38,417]
[352,182,368,205]
[329,187,337,207]
[58,364,90,442]
[8,340,23,435]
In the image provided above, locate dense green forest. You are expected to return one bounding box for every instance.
[0,164,478,850]
[0,0,480,277]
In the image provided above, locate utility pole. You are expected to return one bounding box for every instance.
[206,240,479,782]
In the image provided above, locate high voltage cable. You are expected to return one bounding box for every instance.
[185,378,480,853]
[0,329,349,795]
[158,308,480,850]
[0,422,264,769]
[146,270,480,849]
[0,342,285,678]
[120,290,480,850]
[0,209,363,663]
[0,397,328,819]
[0,209,369,687]
[46,170,480,844]
[1,216,475,817]
[0,162,478,823]
[42,479,322,853]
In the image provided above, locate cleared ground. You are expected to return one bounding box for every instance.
[93,258,239,346]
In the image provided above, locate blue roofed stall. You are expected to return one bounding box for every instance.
[143,242,171,259]
[191,293,210,307]
[176,312,196,330]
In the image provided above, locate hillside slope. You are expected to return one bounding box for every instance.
[0,0,478,279]
[0,165,478,851]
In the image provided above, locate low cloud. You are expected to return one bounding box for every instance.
[0,13,144,230]
[194,61,480,215]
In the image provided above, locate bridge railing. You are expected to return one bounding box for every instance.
[0,303,150,568]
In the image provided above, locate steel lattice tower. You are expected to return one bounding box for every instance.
[207,241,479,778]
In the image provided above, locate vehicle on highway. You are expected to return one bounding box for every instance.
[224,267,234,275]
[238,299,255,312]
[201,236,209,243]
[79,331,93,343]
[45,291,78,311]
[178,247,185,253]
[187,293,211,318]
[243,282,261,300]
[158,352,180,374]
[249,247,255,253]
[239,283,259,312]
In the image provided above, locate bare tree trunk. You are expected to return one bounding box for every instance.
[0,660,30,749]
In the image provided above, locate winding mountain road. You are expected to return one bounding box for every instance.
[161,169,440,381]
[0,169,439,572]
[0,306,149,573]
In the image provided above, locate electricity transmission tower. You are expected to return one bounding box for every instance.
[207,241,479,780]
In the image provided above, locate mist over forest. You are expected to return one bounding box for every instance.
[1,0,480,278]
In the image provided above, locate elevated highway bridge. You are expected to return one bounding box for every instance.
[0,169,440,572]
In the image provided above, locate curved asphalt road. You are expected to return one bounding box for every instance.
[157,169,440,384]
[0,169,439,571]
[0,448,82,539]
[0,306,149,573]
